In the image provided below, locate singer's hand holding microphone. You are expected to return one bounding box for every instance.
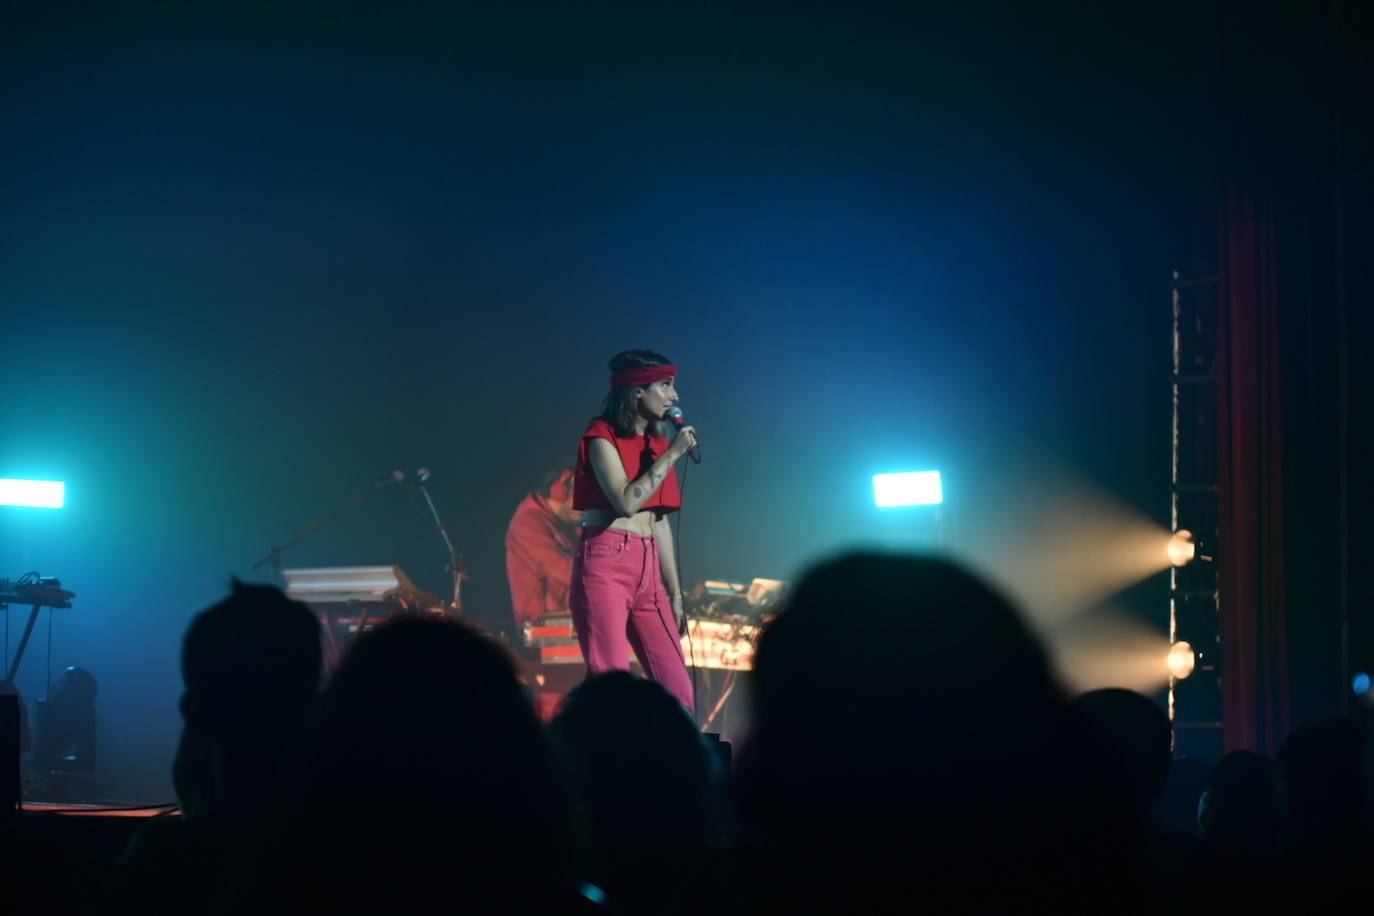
[664,406,701,463]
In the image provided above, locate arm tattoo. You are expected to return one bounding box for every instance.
[631,469,660,505]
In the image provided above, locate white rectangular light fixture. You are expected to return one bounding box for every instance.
[0,478,66,508]
[872,471,942,507]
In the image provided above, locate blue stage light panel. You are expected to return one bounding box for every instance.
[0,478,65,508]
[872,471,942,507]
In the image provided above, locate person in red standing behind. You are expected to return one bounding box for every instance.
[570,349,699,713]
[505,465,582,629]
[505,465,584,722]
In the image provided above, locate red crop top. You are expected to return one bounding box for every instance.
[572,418,682,514]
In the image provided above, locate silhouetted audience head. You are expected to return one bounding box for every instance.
[265,616,577,912]
[1277,716,1371,864]
[106,583,324,911]
[1156,755,1212,835]
[1199,750,1278,856]
[319,616,542,771]
[174,580,321,815]
[180,580,321,728]
[749,552,1060,738]
[1070,687,1173,819]
[733,552,1135,910]
[552,672,722,913]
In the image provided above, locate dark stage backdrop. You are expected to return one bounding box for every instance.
[1,2,1215,800]
[1217,0,1374,753]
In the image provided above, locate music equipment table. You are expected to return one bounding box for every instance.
[0,582,75,689]
[522,614,760,670]
[282,566,449,668]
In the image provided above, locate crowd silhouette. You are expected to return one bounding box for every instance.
[3,553,1371,913]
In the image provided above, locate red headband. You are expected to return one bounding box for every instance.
[610,364,677,387]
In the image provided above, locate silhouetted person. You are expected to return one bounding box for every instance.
[1277,717,1371,876]
[1199,750,1280,859]
[173,582,323,817]
[110,581,323,910]
[1070,687,1213,899]
[551,672,724,914]
[1071,689,1172,822]
[731,552,1138,913]
[1155,755,1211,836]
[260,616,586,914]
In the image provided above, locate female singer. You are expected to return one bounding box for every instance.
[569,350,699,712]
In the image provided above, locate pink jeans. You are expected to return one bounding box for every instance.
[569,527,694,713]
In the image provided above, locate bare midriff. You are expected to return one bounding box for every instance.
[580,507,661,537]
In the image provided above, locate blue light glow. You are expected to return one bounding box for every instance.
[0,478,65,508]
[1354,673,1371,696]
[873,471,943,507]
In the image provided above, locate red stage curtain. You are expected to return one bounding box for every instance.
[1217,185,1291,756]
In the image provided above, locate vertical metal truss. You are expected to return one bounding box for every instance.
[1171,270,1224,760]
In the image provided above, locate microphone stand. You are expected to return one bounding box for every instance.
[251,479,393,582]
[414,474,468,615]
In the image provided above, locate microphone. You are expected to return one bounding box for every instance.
[664,406,700,463]
[416,468,432,484]
[375,470,406,488]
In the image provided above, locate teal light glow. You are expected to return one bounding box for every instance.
[872,471,942,507]
[0,478,66,508]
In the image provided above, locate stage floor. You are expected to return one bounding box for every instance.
[21,801,181,818]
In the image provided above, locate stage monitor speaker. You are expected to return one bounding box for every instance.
[2,693,20,812]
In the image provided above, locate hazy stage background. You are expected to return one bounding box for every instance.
[1,2,1218,800]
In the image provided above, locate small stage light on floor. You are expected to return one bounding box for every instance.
[0,479,65,509]
[1167,641,1197,680]
[872,470,943,508]
[32,666,98,802]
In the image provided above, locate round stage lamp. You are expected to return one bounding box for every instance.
[1167,530,1196,567]
[34,666,98,772]
[1168,641,1197,680]
[1354,672,1371,698]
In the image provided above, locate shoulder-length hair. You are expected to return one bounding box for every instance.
[597,349,674,439]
